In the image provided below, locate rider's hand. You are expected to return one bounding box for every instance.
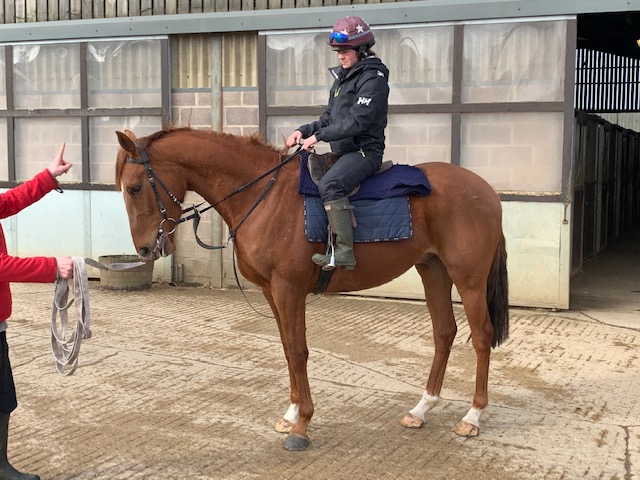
[47,143,73,178]
[302,135,318,151]
[56,257,74,279]
[286,131,303,148]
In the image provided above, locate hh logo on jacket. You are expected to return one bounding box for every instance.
[357,96,372,106]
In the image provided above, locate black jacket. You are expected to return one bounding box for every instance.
[298,56,389,157]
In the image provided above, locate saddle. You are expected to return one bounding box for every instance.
[307,152,394,196]
[299,152,431,243]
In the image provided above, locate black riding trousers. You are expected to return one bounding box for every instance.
[317,150,382,202]
[0,332,17,413]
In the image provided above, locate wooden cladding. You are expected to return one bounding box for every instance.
[0,0,374,22]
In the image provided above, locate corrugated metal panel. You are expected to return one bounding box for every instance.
[171,34,212,89]
[223,32,257,87]
[170,33,256,88]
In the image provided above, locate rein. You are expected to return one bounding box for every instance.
[129,141,302,251]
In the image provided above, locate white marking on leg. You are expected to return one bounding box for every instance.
[461,407,484,427]
[409,391,439,421]
[283,403,299,424]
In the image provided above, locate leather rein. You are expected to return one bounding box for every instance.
[127,141,302,253]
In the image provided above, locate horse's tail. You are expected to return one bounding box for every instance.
[487,233,509,348]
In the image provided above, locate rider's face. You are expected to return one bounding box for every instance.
[337,49,359,69]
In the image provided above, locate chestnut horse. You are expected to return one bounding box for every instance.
[115,127,509,451]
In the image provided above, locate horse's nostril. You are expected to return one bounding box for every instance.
[139,246,150,257]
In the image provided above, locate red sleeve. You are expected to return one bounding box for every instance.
[0,169,58,219]
[0,254,57,283]
[0,169,60,282]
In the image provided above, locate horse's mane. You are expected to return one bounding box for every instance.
[116,126,285,190]
[145,126,282,157]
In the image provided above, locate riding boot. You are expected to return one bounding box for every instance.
[0,413,39,480]
[312,197,356,270]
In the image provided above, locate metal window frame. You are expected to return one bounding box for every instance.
[0,36,170,190]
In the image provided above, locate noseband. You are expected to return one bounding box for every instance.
[125,141,302,255]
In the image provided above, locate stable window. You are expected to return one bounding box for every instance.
[260,18,571,198]
[0,37,169,187]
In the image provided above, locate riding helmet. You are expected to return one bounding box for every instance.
[328,16,375,51]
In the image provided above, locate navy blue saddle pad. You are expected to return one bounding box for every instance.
[298,153,432,243]
[298,152,431,200]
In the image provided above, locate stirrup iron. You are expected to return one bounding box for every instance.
[323,242,336,271]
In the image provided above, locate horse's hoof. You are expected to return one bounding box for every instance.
[454,420,480,437]
[274,418,295,433]
[283,433,311,451]
[400,413,424,429]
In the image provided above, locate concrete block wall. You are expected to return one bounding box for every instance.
[172,90,214,129]
[169,87,259,288]
[171,89,216,286]
[220,87,260,289]
[460,112,564,192]
[221,88,259,137]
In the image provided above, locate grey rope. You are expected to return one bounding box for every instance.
[51,257,92,376]
[51,256,148,376]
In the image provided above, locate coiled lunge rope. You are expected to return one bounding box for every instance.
[51,256,147,376]
[51,257,92,376]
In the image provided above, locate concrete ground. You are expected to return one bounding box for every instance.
[570,224,640,329]
[3,231,639,480]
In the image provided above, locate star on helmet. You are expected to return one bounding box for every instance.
[356,24,364,33]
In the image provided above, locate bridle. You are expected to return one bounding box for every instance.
[125,140,302,256]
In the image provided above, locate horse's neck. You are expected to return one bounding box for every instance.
[182,142,287,229]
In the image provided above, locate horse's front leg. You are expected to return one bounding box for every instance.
[270,286,313,451]
[265,283,313,450]
[262,289,299,434]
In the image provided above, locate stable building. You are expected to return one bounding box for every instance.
[0,0,638,308]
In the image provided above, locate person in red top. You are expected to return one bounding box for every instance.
[0,142,73,480]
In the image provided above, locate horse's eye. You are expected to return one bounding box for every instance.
[127,185,142,196]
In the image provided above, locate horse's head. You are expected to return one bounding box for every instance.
[116,129,184,260]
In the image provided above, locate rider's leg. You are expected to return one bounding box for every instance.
[307,152,338,186]
[312,150,381,270]
[312,197,356,269]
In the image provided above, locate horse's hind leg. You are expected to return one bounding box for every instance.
[453,283,494,437]
[401,259,457,429]
[262,289,299,434]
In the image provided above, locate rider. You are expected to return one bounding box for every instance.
[286,16,389,270]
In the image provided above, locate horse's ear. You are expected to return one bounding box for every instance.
[116,131,139,157]
[124,129,137,141]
